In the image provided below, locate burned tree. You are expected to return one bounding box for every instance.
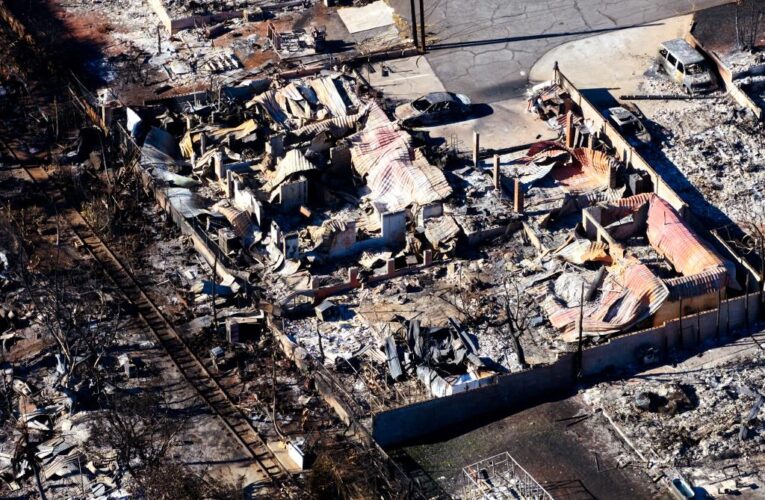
[139,461,241,500]
[87,389,188,487]
[2,207,126,399]
[735,0,765,51]
[498,278,534,369]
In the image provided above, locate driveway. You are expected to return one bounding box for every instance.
[387,0,733,102]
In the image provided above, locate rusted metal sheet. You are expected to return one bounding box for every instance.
[348,103,452,212]
[645,194,732,281]
[544,261,670,341]
[555,239,611,265]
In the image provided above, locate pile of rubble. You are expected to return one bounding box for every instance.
[643,96,765,225]
[583,352,765,467]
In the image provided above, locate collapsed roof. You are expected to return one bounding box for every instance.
[542,193,738,341]
[348,103,452,213]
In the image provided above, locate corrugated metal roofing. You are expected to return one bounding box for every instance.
[348,103,452,212]
[555,239,611,265]
[646,194,727,278]
[665,269,727,300]
[265,149,317,192]
[293,112,363,138]
[310,76,349,117]
[424,215,461,248]
[545,261,670,341]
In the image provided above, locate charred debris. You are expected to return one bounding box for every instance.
[112,65,752,412]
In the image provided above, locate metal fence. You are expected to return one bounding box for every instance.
[462,452,553,500]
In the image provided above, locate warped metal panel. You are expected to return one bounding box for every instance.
[310,76,348,117]
[348,104,452,212]
[264,149,317,192]
[544,261,670,341]
[293,113,363,138]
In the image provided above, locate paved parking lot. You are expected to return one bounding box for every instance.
[388,0,732,103]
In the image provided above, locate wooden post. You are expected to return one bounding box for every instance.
[514,178,524,214]
[472,131,480,167]
[493,154,500,191]
[745,272,751,335]
[576,282,584,379]
[316,323,325,363]
[419,0,426,53]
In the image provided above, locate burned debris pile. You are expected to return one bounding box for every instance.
[584,350,765,496]
[642,98,765,226]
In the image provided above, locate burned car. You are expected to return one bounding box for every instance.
[658,39,717,95]
[608,104,651,146]
[394,92,472,127]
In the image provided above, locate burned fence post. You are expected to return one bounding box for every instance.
[316,323,325,363]
[419,0,426,53]
[514,178,524,214]
[493,154,501,191]
[745,272,751,335]
[472,131,480,167]
[553,60,560,85]
[575,282,584,380]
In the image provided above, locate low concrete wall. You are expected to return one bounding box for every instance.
[373,356,576,447]
[372,291,762,448]
[582,291,760,375]
[170,11,245,34]
[555,69,688,213]
[687,32,763,120]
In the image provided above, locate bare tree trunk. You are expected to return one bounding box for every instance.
[32,459,47,500]
[509,329,527,369]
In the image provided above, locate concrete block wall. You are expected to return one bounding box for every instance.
[372,356,576,447]
[372,291,762,448]
[556,70,688,213]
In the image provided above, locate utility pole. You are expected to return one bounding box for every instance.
[419,0,426,53]
[576,282,584,380]
[409,0,418,49]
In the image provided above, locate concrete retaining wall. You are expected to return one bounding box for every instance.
[373,355,576,447]
[555,70,688,213]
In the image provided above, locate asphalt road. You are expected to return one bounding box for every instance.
[388,0,732,102]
